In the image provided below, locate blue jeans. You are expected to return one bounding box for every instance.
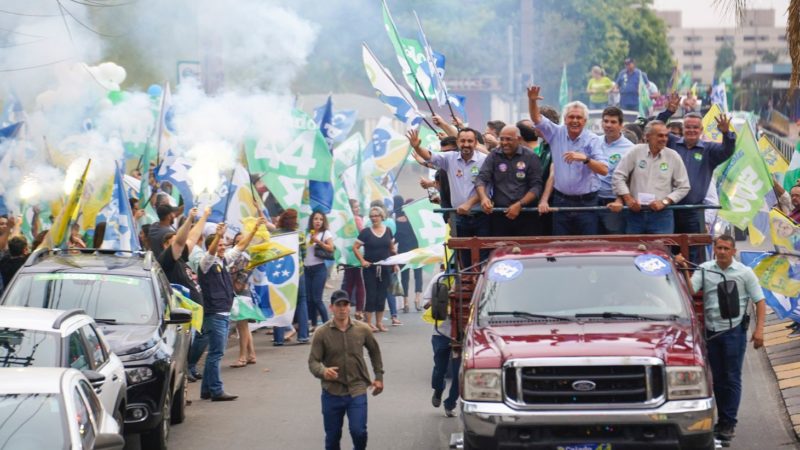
[674,208,706,264]
[706,322,747,426]
[454,214,490,268]
[187,328,207,375]
[401,267,423,296]
[387,292,398,317]
[598,197,626,234]
[321,391,367,450]
[625,209,674,234]
[276,272,309,343]
[198,314,230,397]
[552,191,598,235]
[306,264,329,325]
[432,335,460,410]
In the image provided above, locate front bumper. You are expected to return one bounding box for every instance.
[462,398,714,449]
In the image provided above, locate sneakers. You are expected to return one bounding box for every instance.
[431,391,442,408]
[391,317,403,326]
[211,392,238,402]
[187,369,202,382]
[444,408,456,418]
[715,423,735,445]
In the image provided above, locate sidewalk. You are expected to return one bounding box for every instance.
[763,310,800,438]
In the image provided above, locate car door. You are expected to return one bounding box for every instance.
[71,384,97,449]
[81,324,125,415]
[155,269,189,382]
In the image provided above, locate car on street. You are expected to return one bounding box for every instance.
[0,249,193,450]
[458,242,715,449]
[0,306,127,430]
[0,367,125,450]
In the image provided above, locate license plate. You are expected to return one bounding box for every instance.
[556,444,612,450]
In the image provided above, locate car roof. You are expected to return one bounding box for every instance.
[0,367,73,394]
[0,306,91,333]
[20,250,153,277]
[489,241,672,260]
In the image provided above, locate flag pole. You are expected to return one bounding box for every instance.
[364,43,437,133]
[153,81,169,168]
[412,10,458,125]
[383,0,436,117]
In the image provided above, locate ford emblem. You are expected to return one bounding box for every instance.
[571,380,596,391]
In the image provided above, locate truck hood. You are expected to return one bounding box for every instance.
[97,324,160,357]
[469,320,700,367]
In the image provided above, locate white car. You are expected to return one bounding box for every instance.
[0,367,124,449]
[0,307,127,429]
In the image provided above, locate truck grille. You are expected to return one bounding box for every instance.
[504,358,664,407]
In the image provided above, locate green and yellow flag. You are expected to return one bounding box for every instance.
[39,159,91,250]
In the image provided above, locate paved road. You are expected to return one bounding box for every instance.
[122,305,799,450]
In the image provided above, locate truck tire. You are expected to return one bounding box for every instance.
[141,388,171,450]
[170,374,187,424]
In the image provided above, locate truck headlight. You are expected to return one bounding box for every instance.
[666,366,708,400]
[125,367,154,385]
[463,369,502,401]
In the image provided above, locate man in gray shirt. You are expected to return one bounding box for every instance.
[611,120,690,234]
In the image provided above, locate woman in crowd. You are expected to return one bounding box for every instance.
[341,199,366,320]
[353,206,397,332]
[393,195,423,312]
[229,236,256,367]
[370,201,402,326]
[273,209,309,345]
[305,211,334,328]
[586,65,614,110]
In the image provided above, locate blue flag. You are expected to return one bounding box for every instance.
[309,95,335,213]
[741,251,800,322]
[448,93,467,122]
[100,163,141,251]
[155,151,194,213]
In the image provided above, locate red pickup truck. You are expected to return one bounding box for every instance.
[444,236,715,450]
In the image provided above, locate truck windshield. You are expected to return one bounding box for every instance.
[479,255,688,320]
[3,273,156,325]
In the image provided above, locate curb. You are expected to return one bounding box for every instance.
[763,311,800,439]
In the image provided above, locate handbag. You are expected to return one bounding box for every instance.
[390,272,405,296]
[314,243,335,260]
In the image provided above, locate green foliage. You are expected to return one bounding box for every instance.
[534,0,673,105]
[715,42,736,75]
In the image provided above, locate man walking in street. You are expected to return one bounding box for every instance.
[676,236,765,446]
[309,290,384,450]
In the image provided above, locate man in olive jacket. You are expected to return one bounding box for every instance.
[309,290,384,450]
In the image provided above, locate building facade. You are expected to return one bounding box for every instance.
[656,9,789,86]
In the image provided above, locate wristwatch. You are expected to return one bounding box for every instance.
[661,199,670,206]
[582,157,591,165]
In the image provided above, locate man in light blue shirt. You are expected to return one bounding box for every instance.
[615,58,649,111]
[678,235,765,445]
[595,106,634,234]
[528,86,608,235]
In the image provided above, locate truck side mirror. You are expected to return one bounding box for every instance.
[717,280,740,320]
[431,280,449,321]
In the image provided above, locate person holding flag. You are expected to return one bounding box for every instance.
[657,103,735,263]
[615,58,649,112]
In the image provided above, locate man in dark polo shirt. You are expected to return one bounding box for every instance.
[475,125,543,236]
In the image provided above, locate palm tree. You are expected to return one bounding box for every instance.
[717,0,799,93]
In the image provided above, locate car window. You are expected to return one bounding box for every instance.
[80,325,107,368]
[0,328,60,368]
[479,255,688,318]
[77,380,103,425]
[68,333,91,371]
[155,270,174,316]
[2,273,157,325]
[0,394,67,449]
[72,387,95,449]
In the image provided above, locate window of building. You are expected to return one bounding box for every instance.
[683,50,702,56]
[684,35,702,42]
[743,35,756,41]
[682,64,702,71]
[715,35,734,42]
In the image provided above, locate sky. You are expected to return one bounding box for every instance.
[653,0,790,28]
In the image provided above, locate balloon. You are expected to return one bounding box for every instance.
[147,84,162,98]
[107,90,124,105]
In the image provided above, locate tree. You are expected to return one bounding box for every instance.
[715,42,736,75]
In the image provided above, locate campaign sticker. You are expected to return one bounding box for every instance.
[470,166,480,175]
[516,161,526,170]
[455,169,463,178]
[638,160,647,169]
[693,152,703,161]
[515,171,526,179]
[634,254,672,276]
[488,260,523,282]
[609,153,620,165]
[498,163,508,172]
[659,162,668,171]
